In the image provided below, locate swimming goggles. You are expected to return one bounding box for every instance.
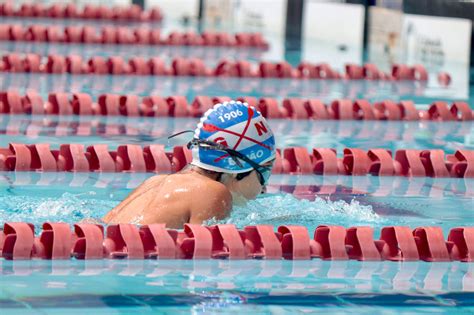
[187,138,273,186]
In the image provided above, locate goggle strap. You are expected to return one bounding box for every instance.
[168,130,194,140]
[188,138,269,171]
[188,139,243,167]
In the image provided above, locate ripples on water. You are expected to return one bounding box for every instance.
[206,193,383,229]
[0,191,384,230]
[0,192,113,229]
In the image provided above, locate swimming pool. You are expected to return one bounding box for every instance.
[1,260,473,314]
[1,113,472,313]
[1,8,473,315]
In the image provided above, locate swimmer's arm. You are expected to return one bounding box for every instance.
[189,187,232,224]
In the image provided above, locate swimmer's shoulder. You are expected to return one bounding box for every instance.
[139,174,169,189]
[144,174,168,183]
[190,177,233,219]
[145,172,232,208]
[185,172,231,195]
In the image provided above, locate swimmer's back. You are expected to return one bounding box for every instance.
[103,172,232,228]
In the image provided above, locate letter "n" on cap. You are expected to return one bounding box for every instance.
[254,121,268,136]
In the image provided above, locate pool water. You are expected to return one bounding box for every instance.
[1,116,472,152]
[1,72,469,103]
[1,172,472,233]
[1,260,473,314]
[1,11,473,315]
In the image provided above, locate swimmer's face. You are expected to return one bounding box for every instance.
[228,160,274,200]
[233,171,263,200]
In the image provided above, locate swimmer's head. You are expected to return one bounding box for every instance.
[188,100,276,199]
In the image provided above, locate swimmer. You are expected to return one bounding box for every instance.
[102,101,276,229]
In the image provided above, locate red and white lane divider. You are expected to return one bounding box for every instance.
[1,91,470,120]
[0,3,162,21]
[0,222,471,262]
[0,24,268,48]
[0,143,472,178]
[0,54,434,81]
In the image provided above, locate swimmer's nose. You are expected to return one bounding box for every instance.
[261,186,267,194]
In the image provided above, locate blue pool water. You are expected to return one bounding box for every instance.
[1,12,473,315]
[1,72,469,104]
[0,114,472,314]
[1,115,473,153]
[1,172,473,233]
[1,260,473,314]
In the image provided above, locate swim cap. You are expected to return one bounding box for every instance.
[190,100,275,173]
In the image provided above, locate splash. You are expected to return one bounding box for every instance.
[0,192,117,229]
[0,191,383,231]
[206,193,384,230]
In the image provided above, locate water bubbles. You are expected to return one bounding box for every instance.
[0,192,116,230]
[206,193,383,230]
[131,215,144,224]
[0,189,383,231]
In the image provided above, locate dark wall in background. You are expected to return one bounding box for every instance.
[285,0,304,54]
[403,0,474,20]
[132,0,145,9]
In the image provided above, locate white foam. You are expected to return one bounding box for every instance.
[206,193,383,229]
[1,191,382,230]
[0,192,116,229]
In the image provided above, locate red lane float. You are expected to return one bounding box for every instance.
[278,225,311,260]
[178,224,213,259]
[414,227,451,262]
[346,227,381,260]
[38,222,72,259]
[378,226,420,261]
[103,224,144,259]
[0,54,434,81]
[368,149,395,176]
[447,227,473,262]
[140,224,178,259]
[73,223,104,259]
[283,147,313,174]
[0,24,267,48]
[209,224,246,259]
[437,72,451,87]
[244,225,282,259]
[1,223,471,262]
[449,150,474,178]
[312,225,349,260]
[313,148,340,175]
[1,222,36,260]
[1,91,471,121]
[0,143,472,178]
[0,3,162,21]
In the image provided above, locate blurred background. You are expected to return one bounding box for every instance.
[0,0,473,232]
[1,0,472,103]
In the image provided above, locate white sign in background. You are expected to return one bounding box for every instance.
[203,0,286,36]
[401,14,472,99]
[367,7,403,71]
[232,0,287,36]
[402,14,472,66]
[202,0,287,61]
[302,1,365,69]
[146,0,200,21]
